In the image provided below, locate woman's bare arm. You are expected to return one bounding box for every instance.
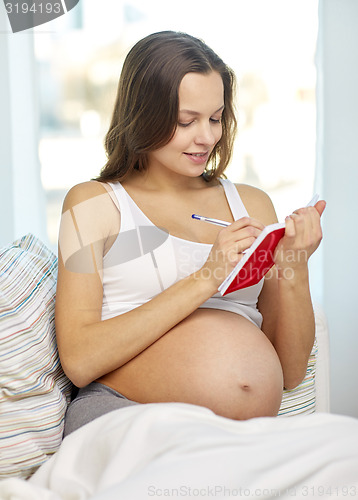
[239,184,325,389]
[55,182,222,388]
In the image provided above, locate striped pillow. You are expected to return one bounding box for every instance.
[0,234,72,479]
[278,338,317,416]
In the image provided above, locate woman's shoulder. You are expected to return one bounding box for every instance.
[60,181,120,245]
[234,183,278,225]
[62,181,111,212]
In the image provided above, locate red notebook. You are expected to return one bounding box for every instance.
[218,222,285,296]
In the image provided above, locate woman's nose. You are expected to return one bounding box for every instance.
[194,122,216,146]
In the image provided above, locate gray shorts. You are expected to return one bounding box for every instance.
[64,382,140,437]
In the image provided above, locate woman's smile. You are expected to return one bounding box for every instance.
[183,151,210,164]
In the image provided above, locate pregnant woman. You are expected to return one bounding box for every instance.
[56,31,325,435]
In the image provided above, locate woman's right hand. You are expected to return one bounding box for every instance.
[200,217,265,289]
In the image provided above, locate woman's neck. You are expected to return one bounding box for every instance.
[125,168,212,193]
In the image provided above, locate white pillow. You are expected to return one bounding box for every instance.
[0,234,72,479]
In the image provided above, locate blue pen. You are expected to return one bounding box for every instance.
[191,214,230,227]
[191,193,319,228]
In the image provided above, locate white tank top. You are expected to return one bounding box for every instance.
[101,178,263,327]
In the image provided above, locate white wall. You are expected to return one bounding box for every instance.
[0,7,47,247]
[316,0,358,417]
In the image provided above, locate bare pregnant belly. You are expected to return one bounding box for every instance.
[98,309,284,420]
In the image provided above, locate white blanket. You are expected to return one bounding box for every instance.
[1,403,358,499]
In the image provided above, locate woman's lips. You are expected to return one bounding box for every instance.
[183,152,209,164]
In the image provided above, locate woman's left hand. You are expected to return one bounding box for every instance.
[273,200,326,274]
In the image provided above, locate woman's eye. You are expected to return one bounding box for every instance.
[178,117,222,127]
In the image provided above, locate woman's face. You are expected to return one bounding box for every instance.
[147,71,224,179]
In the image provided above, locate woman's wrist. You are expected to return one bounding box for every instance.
[191,266,220,297]
[275,262,309,285]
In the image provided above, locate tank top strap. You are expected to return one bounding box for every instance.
[219,178,249,221]
[107,182,137,232]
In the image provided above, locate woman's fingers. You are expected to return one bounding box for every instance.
[284,214,296,238]
[277,203,324,270]
[314,199,326,217]
[206,217,266,283]
[229,216,265,232]
[288,205,323,242]
[227,217,265,249]
[219,217,264,254]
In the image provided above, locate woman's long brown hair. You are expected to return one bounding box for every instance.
[96,31,237,183]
